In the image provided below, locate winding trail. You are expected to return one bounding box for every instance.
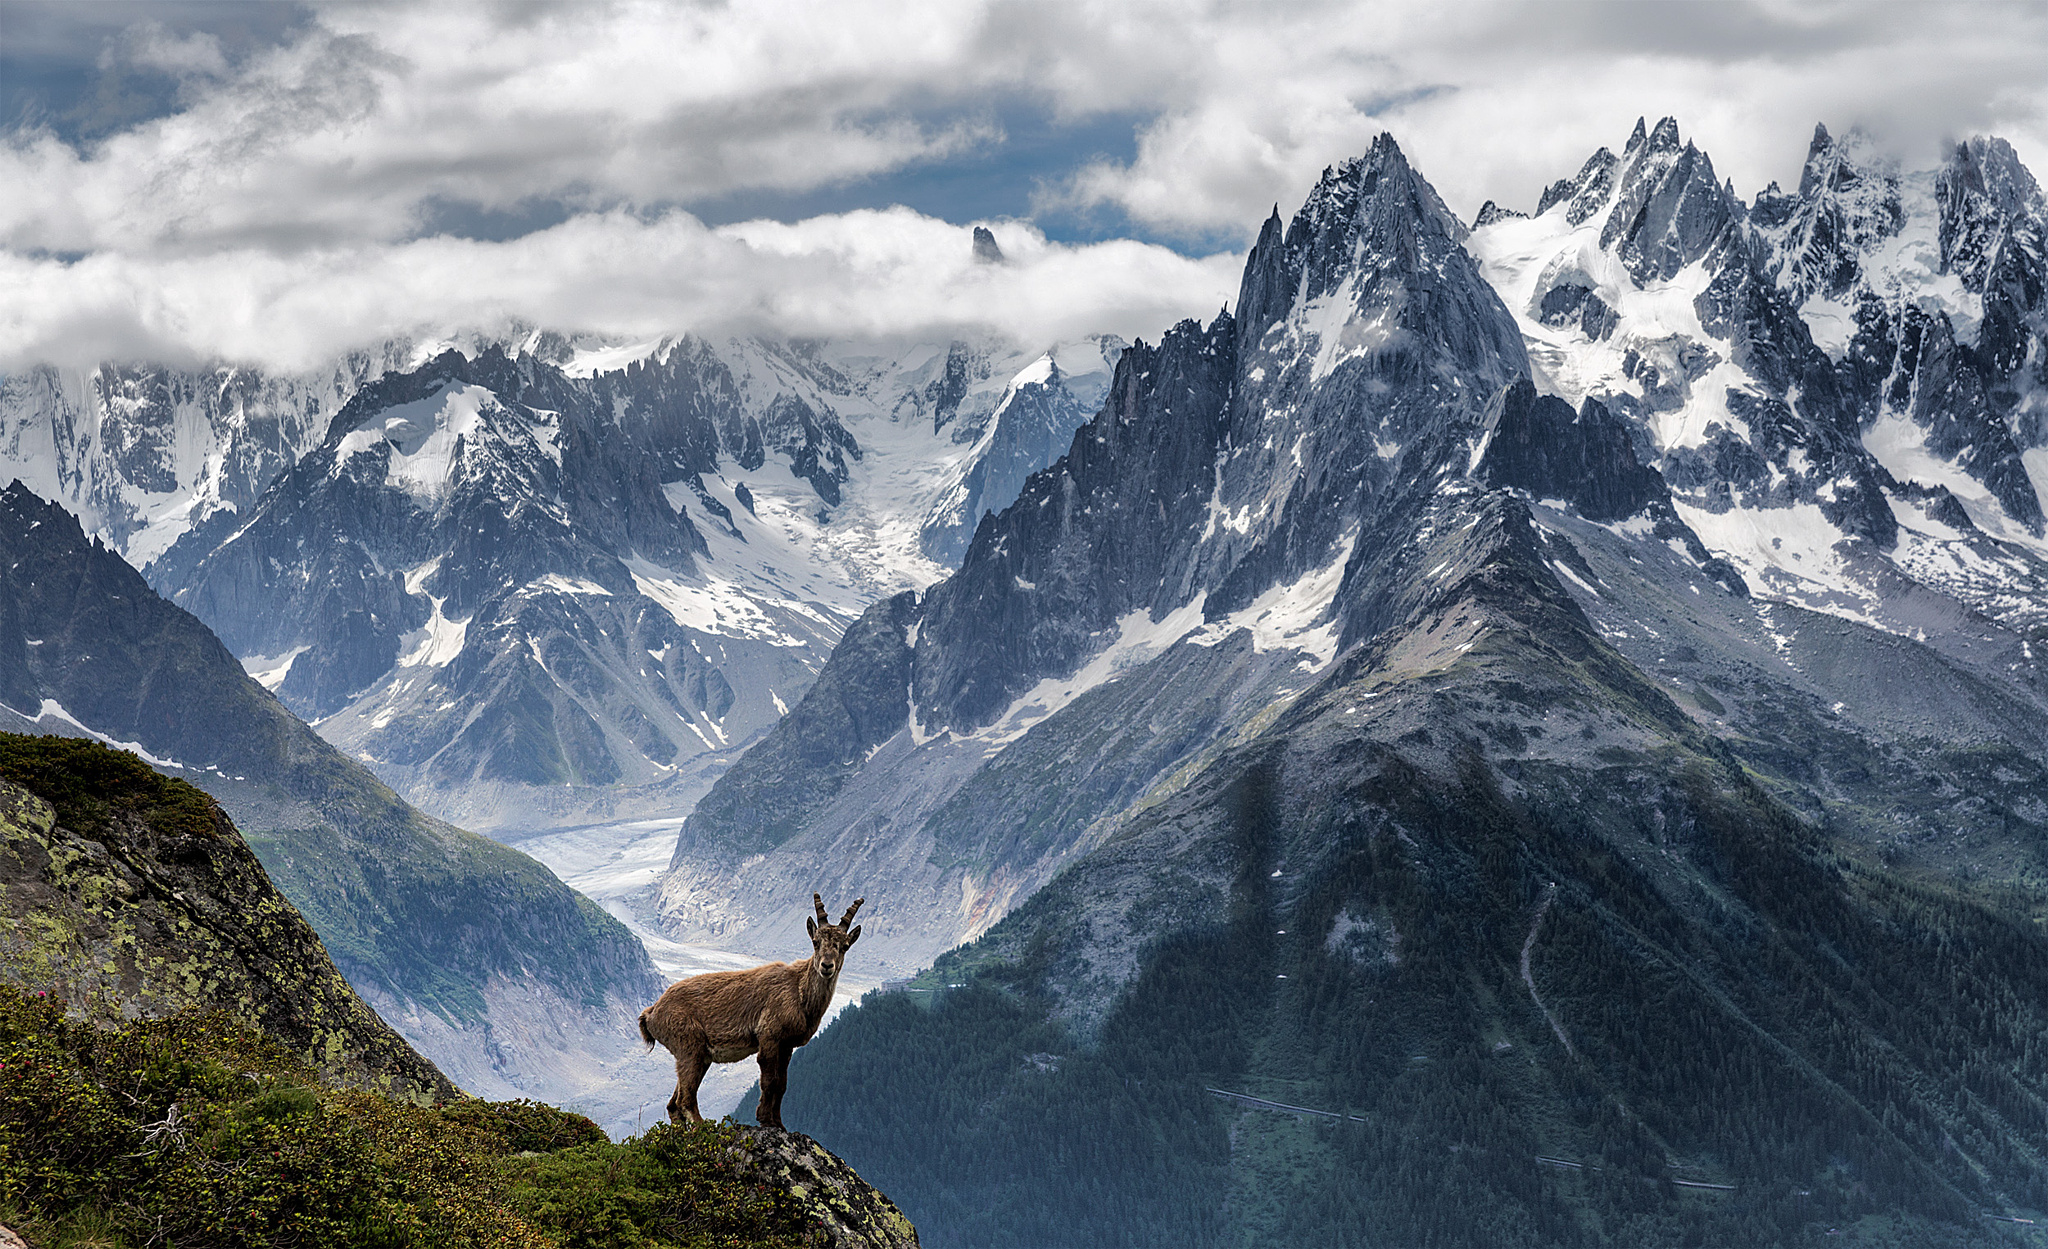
[1521,881,1575,1058]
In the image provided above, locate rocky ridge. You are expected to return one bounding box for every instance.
[0,733,453,1102]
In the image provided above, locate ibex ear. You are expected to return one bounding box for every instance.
[806,916,817,939]
[846,925,861,946]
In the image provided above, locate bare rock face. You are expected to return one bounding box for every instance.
[721,1125,920,1249]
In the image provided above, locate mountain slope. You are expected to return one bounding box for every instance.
[785,587,2048,1244]
[671,126,2048,1243]
[0,480,664,1116]
[0,733,452,1102]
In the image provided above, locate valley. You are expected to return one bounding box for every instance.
[6,109,2048,1245]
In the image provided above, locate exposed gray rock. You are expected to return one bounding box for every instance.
[722,1126,920,1249]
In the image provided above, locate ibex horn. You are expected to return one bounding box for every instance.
[839,897,865,928]
[813,893,830,926]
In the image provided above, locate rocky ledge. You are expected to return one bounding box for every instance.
[720,1125,920,1249]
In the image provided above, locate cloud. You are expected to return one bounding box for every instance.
[111,23,230,81]
[4,0,2046,372]
[1039,0,2048,238]
[0,208,1242,372]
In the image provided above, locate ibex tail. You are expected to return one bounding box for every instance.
[638,1010,657,1051]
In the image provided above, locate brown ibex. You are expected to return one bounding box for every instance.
[638,893,863,1131]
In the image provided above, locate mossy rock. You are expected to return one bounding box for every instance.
[718,1126,920,1249]
[0,735,452,1102]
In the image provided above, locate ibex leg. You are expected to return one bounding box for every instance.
[755,1041,790,1131]
[668,1042,711,1124]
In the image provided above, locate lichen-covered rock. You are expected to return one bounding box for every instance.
[720,1125,919,1249]
[0,735,453,1102]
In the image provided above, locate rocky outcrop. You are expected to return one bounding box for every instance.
[721,1126,920,1249]
[1477,381,1663,522]
[0,735,452,1101]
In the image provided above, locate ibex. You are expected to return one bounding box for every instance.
[638,893,863,1131]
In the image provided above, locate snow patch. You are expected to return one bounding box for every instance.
[241,646,310,691]
[1190,534,1355,666]
[975,595,1213,747]
[627,556,834,649]
[1866,413,2048,556]
[528,574,613,597]
[560,337,668,379]
[1549,560,1602,599]
[398,597,469,668]
[25,700,187,770]
[1673,498,1883,623]
[1468,209,1739,453]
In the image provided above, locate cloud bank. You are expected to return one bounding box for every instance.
[4,0,2045,372]
[0,210,1241,372]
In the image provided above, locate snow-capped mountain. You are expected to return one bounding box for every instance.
[0,349,412,567]
[113,328,1121,831]
[666,126,2048,1241]
[660,122,2048,990]
[1469,119,2048,638]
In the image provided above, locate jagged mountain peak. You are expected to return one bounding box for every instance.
[1239,133,1527,398]
[1535,147,1617,222]
[1754,123,1905,304]
[1241,134,1473,332]
[1793,123,1898,200]
[1284,135,1471,296]
[1938,134,2047,301]
[1590,116,1743,282]
[1474,114,2048,635]
[1945,134,2046,222]
[322,344,524,445]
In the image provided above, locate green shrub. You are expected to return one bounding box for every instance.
[0,987,816,1248]
[0,734,221,843]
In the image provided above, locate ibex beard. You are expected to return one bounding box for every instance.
[638,892,863,1131]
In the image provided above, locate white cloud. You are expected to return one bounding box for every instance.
[109,23,230,81]
[1039,0,2048,238]
[0,208,1241,372]
[4,0,2045,372]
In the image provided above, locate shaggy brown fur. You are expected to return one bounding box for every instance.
[638,893,863,1131]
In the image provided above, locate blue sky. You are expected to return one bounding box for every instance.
[3,0,2046,370]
